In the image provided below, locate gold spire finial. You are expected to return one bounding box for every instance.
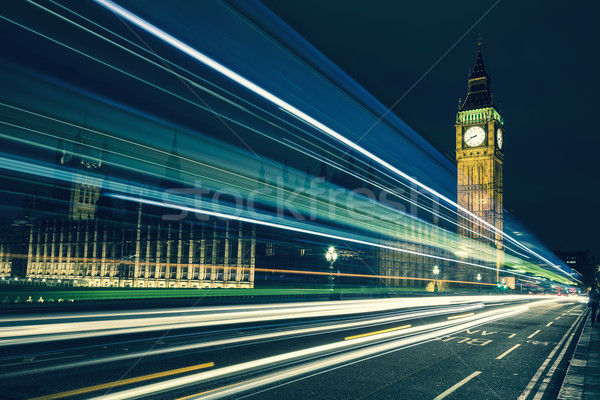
[477,33,483,47]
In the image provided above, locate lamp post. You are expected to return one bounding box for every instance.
[325,246,338,290]
[476,273,481,293]
[433,265,440,293]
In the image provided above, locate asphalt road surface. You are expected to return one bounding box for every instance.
[0,295,586,400]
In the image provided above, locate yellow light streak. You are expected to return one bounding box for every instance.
[344,324,411,340]
[447,312,475,320]
[28,362,214,400]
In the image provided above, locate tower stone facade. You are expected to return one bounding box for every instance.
[456,39,504,281]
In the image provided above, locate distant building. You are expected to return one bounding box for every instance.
[555,250,597,286]
[21,131,256,288]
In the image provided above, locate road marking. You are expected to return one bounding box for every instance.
[531,312,587,400]
[345,324,411,341]
[527,330,541,339]
[433,371,482,400]
[439,336,493,346]
[29,362,215,400]
[508,333,516,338]
[518,311,585,400]
[554,316,561,320]
[496,344,521,360]
[545,321,553,327]
[447,312,475,320]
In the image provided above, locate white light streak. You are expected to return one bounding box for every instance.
[89,303,533,400]
[93,0,572,277]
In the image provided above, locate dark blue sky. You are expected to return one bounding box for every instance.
[261,0,600,258]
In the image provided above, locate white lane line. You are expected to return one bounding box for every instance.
[527,330,541,339]
[518,311,585,400]
[531,312,587,400]
[496,344,521,360]
[508,333,516,338]
[545,321,553,327]
[433,371,482,400]
[554,317,561,320]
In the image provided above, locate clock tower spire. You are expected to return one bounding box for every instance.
[455,39,504,282]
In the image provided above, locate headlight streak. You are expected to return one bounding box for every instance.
[1,303,483,377]
[279,136,499,247]
[25,0,453,223]
[93,0,573,280]
[0,137,573,285]
[447,312,476,320]
[0,296,546,346]
[0,100,474,253]
[0,149,574,284]
[87,302,540,400]
[45,0,471,238]
[25,0,246,112]
[110,193,544,281]
[0,4,489,258]
[3,2,571,278]
[0,3,576,283]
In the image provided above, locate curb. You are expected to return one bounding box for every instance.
[557,310,590,400]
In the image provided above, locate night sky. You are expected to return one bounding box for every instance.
[261,0,600,259]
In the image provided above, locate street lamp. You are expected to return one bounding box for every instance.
[476,273,481,293]
[433,265,440,293]
[325,246,338,290]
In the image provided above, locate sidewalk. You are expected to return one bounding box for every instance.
[558,311,600,400]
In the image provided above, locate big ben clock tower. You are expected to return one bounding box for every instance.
[456,38,504,279]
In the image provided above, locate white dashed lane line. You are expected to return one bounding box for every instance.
[545,321,553,327]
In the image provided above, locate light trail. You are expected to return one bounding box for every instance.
[110,193,543,281]
[93,0,568,275]
[1,303,482,377]
[87,302,538,400]
[0,147,575,284]
[0,103,491,259]
[2,1,571,272]
[0,296,544,346]
[0,2,578,285]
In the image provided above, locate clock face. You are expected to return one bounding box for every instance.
[497,128,503,150]
[464,126,485,147]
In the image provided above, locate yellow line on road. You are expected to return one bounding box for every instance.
[447,312,475,320]
[344,324,411,341]
[496,344,521,360]
[528,330,541,339]
[29,362,215,400]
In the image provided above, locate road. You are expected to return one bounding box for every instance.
[0,295,586,400]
